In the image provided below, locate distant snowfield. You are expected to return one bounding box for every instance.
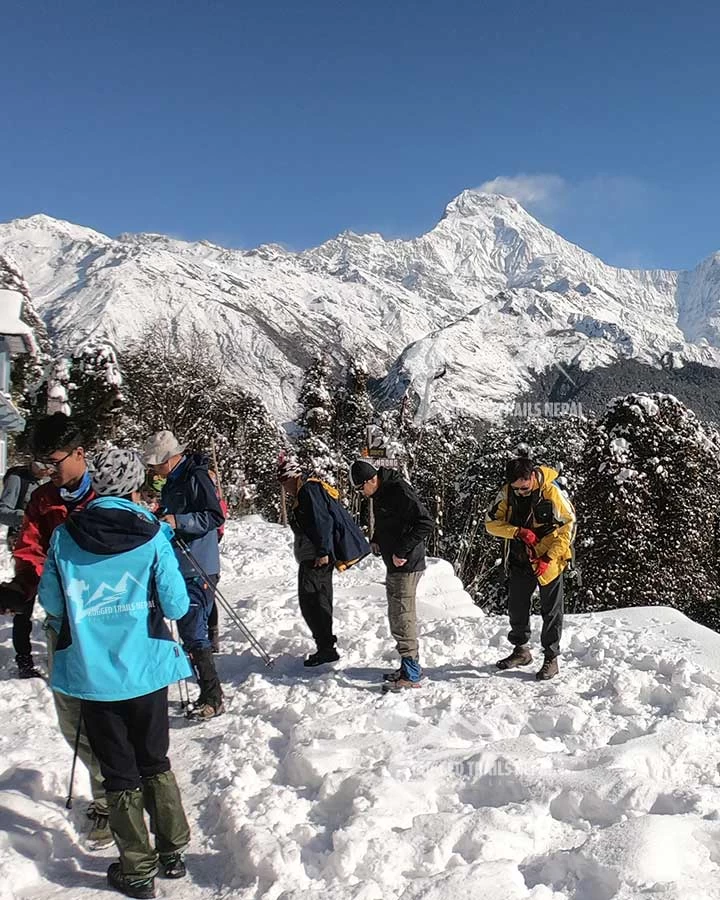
[2,517,720,899]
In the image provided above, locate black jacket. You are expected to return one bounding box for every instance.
[371,469,433,573]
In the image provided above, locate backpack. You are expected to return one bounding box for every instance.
[305,478,371,571]
[3,465,37,511]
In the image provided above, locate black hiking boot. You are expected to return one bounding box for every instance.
[15,654,43,679]
[160,853,187,879]
[107,862,156,899]
[304,648,340,667]
[536,655,559,681]
[496,645,533,670]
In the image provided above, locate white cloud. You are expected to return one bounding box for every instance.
[477,173,653,218]
[477,174,568,212]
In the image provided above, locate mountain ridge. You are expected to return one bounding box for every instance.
[2,192,719,422]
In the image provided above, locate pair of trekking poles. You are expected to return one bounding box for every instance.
[171,538,274,710]
[65,539,273,808]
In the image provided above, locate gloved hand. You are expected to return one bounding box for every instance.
[516,527,538,547]
[533,556,551,578]
[0,580,28,615]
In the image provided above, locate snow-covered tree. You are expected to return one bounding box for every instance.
[296,355,339,481]
[576,393,720,629]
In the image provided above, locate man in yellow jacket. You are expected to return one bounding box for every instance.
[485,457,576,680]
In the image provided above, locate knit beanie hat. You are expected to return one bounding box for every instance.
[91,448,147,497]
[350,460,378,487]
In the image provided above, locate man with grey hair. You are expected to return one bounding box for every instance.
[142,431,225,719]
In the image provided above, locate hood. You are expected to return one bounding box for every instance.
[377,468,404,490]
[167,452,210,483]
[536,465,560,487]
[66,497,160,556]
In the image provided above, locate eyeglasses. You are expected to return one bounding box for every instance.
[512,483,534,496]
[34,449,75,471]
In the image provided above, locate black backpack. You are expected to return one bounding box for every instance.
[3,465,37,511]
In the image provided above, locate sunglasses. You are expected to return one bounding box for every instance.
[34,448,75,472]
[512,483,534,496]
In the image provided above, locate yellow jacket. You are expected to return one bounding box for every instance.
[484,465,576,586]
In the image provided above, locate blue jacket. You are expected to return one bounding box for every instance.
[159,454,224,578]
[290,480,370,567]
[38,497,192,701]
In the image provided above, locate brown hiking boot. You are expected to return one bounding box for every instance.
[496,645,533,670]
[535,655,559,680]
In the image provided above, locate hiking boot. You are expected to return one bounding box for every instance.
[87,802,114,848]
[382,668,402,682]
[536,655,559,681]
[382,677,422,693]
[107,862,156,899]
[160,852,187,879]
[186,700,225,720]
[496,645,533,670]
[303,648,340,667]
[15,654,43,679]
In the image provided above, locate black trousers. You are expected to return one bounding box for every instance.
[82,687,171,792]
[297,560,335,650]
[12,611,33,659]
[507,569,564,658]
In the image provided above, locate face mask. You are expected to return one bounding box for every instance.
[151,475,167,491]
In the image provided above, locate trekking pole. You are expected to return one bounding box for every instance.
[175,539,274,667]
[170,620,191,709]
[65,716,82,810]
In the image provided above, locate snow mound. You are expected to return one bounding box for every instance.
[1,517,720,899]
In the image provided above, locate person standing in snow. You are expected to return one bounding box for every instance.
[0,414,111,846]
[0,458,44,678]
[350,460,433,691]
[278,454,370,667]
[485,456,576,681]
[38,448,192,900]
[142,431,225,719]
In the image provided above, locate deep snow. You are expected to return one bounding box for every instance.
[2,516,720,899]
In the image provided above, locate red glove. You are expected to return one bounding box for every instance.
[516,527,537,547]
[533,557,551,577]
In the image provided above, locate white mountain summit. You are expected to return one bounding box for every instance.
[1,192,719,421]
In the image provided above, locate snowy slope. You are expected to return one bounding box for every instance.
[3,517,720,899]
[2,194,720,420]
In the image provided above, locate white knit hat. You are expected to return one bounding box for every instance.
[142,430,186,466]
[91,448,146,497]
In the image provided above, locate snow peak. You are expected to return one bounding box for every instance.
[511,401,583,419]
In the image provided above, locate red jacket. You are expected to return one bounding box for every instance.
[13,480,95,601]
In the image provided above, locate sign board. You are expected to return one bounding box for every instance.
[366,425,386,458]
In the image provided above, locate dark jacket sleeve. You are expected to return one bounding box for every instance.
[297,482,334,557]
[174,469,225,538]
[393,482,434,558]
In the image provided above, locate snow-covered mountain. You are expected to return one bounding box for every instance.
[2,192,720,421]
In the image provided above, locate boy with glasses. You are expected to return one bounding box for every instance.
[0,413,111,845]
[485,455,576,680]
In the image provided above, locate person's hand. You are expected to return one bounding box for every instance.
[314,555,330,567]
[533,556,551,577]
[371,542,381,556]
[392,554,407,568]
[161,514,177,529]
[516,527,537,547]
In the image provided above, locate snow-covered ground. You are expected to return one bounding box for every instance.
[2,517,720,899]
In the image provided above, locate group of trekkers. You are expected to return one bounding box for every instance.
[0,413,575,899]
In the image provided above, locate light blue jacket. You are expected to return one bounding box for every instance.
[38,496,193,701]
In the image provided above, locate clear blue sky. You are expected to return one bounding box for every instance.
[2,0,718,269]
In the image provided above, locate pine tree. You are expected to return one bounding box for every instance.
[296,355,339,481]
[67,344,123,445]
[576,393,720,628]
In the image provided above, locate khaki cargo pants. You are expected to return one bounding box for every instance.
[386,571,423,659]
